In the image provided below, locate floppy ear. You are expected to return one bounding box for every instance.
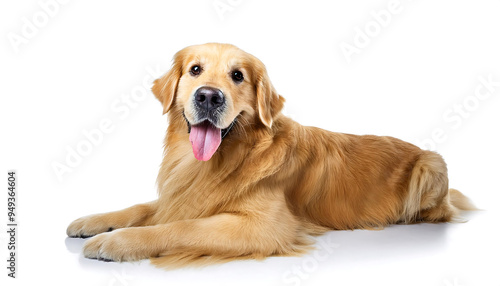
[152,53,183,114]
[256,68,285,128]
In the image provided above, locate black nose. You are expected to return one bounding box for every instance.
[194,86,225,111]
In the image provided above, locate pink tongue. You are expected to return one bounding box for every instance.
[189,122,222,161]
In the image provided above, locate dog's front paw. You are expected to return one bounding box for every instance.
[66,214,115,238]
[83,228,156,262]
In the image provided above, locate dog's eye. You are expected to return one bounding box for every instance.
[190,65,202,76]
[231,70,244,83]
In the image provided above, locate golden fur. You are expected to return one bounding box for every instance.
[67,43,475,267]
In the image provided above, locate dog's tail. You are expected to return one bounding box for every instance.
[449,188,477,211]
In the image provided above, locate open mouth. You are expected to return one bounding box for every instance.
[183,112,237,161]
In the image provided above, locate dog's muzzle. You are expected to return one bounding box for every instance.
[193,86,225,124]
[185,87,237,162]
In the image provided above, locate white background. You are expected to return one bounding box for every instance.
[1,0,500,285]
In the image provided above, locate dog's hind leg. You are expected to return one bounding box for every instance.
[401,151,474,223]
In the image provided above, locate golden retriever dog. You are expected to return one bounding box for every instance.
[67,43,474,267]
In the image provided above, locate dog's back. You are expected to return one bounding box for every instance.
[273,116,474,230]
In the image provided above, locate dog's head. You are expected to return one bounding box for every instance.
[152,43,285,161]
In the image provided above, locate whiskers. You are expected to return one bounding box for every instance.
[231,115,253,140]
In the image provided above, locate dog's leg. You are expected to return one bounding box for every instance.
[82,194,308,262]
[66,201,157,238]
[401,151,474,223]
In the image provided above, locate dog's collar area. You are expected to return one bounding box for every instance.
[221,118,237,139]
[182,111,237,140]
[183,111,192,134]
